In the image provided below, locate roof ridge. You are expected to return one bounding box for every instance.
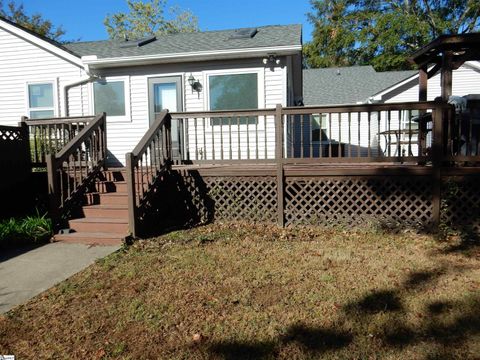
[66,24,302,45]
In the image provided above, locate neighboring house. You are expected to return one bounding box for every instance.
[303,62,480,105]
[300,63,480,157]
[303,66,417,105]
[0,17,303,165]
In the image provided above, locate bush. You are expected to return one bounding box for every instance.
[0,212,52,249]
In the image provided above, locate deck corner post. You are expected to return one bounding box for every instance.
[46,153,59,227]
[275,104,285,227]
[431,104,445,231]
[126,152,138,238]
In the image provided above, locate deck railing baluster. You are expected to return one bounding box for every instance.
[329,113,333,158]
[357,112,361,158]
[367,111,371,157]
[246,117,250,160]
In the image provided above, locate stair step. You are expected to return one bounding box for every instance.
[84,192,128,206]
[54,232,124,246]
[93,181,127,194]
[82,204,129,218]
[68,217,129,233]
[98,168,126,182]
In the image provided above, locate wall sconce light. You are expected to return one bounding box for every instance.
[188,73,202,95]
[262,54,281,67]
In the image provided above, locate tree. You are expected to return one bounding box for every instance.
[0,0,65,41]
[104,0,198,40]
[305,0,480,71]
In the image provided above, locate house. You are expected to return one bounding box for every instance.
[303,62,480,106]
[300,63,480,157]
[302,66,417,105]
[0,16,303,165]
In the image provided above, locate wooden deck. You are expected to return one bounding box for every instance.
[172,162,480,177]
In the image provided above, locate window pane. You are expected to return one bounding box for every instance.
[28,83,53,108]
[154,83,177,112]
[94,81,126,117]
[209,73,258,110]
[30,110,54,119]
[209,73,258,125]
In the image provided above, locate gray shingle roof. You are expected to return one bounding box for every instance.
[303,66,417,105]
[64,25,302,59]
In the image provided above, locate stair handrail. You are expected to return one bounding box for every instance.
[46,113,107,226]
[22,115,96,167]
[126,110,172,238]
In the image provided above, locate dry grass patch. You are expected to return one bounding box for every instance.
[0,223,479,359]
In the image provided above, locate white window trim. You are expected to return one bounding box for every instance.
[25,80,58,119]
[203,68,265,129]
[90,76,131,123]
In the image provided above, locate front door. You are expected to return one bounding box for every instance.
[148,76,183,159]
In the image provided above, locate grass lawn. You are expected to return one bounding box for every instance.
[0,223,479,359]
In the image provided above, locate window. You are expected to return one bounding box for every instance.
[208,73,258,125]
[28,83,55,119]
[93,79,128,119]
[311,114,329,142]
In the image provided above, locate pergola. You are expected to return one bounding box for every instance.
[409,33,480,101]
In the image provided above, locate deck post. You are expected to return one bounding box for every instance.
[46,153,59,228]
[126,152,138,238]
[431,104,445,230]
[101,112,108,171]
[275,104,285,227]
[18,117,31,173]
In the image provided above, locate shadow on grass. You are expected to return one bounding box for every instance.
[206,265,479,359]
[208,324,353,360]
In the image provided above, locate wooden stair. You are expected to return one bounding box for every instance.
[54,168,129,246]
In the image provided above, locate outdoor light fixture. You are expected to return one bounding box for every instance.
[188,73,202,95]
[262,54,281,66]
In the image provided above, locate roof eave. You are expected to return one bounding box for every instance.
[82,45,303,69]
[0,17,84,68]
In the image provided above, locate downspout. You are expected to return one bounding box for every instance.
[63,63,100,117]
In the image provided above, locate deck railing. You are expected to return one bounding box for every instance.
[126,110,172,237]
[21,116,94,167]
[46,113,107,224]
[170,101,466,164]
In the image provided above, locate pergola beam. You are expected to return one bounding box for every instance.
[409,33,480,102]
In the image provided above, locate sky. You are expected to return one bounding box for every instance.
[18,0,314,42]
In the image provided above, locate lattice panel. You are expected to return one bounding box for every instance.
[0,128,22,141]
[203,177,277,222]
[285,177,434,229]
[441,177,480,234]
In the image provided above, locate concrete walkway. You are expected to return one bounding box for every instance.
[0,242,120,314]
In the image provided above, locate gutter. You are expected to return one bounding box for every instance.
[82,45,303,69]
[63,65,100,117]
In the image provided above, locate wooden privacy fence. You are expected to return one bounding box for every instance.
[0,123,30,187]
[45,113,107,223]
[126,111,172,237]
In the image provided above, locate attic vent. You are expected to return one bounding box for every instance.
[119,35,157,48]
[229,28,258,39]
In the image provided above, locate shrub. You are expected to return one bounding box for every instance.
[0,211,52,249]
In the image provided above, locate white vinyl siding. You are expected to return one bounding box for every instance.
[96,60,287,164]
[0,25,88,125]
